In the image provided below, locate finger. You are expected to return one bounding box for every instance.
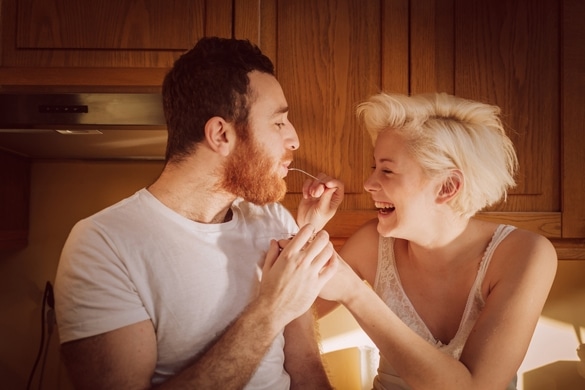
[316,186,336,208]
[277,238,292,250]
[301,178,314,199]
[309,183,325,198]
[263,240,281,273]
[295,230,331,267]
[308,240,335,270]
[285,224,316,254]
[313,175,344,200]
[318,252,339,281]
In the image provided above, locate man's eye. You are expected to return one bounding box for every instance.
[276,123,285,129]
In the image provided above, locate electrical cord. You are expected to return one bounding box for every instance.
[26,281,55,390]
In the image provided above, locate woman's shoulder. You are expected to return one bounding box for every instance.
[490,225,557,278]
[339,218,381,281]
[346,218,380,244]
[501,226,556,258]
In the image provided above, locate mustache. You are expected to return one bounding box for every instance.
[282,150,294,164]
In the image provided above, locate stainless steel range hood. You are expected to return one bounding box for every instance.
[0,93,168,160]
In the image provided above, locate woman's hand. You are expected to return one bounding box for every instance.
[318,253,362,304]
[296,174,344,231]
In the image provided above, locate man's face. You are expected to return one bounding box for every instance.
[220,72,299,205]
[222,130,289,204]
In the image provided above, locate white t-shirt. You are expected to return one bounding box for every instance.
[55,188,298,389]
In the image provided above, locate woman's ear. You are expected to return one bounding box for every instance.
[437,169,463,203]
[204,116,235,157]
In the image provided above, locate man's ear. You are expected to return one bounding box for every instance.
[204,116,235,157]
[437,169,463,203]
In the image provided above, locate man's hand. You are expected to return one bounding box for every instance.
[259,224,338,328]
[296,174,344,231]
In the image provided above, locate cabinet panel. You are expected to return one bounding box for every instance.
[412,0,560,213]
[17,0,201,50]
[562,0,585,238]
[256,0,409,213]
[410,0,454,93]
[456,0,560,211]
[1,0,232,70]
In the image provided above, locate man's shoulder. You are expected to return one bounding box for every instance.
[73,189,147,232]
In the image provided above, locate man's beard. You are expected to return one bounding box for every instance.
[220,133,290,205]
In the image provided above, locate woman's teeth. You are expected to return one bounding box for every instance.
[375,201,395,213]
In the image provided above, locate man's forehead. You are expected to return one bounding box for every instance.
[248,72,288,116]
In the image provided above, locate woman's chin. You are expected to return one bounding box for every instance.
[376,219,396,237]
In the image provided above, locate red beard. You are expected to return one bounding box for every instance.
[220,134,291,205]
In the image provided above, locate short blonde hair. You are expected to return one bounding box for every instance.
[356,92,518,217]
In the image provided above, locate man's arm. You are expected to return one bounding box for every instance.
[61,298,291,390]
[61,320,156,390]
[60,224,338,389]
[284,309,332,389]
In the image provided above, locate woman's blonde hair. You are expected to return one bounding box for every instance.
[356,92,518,218]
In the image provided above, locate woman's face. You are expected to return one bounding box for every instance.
[364,130,442,238]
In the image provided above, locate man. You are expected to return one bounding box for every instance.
[54,37,343,389]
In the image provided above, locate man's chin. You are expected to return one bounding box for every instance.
[245,180,287,205]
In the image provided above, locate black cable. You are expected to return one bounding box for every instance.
[38,319,54,390]
[26,281,54,390]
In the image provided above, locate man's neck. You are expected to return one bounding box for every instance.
[147,161,236,224]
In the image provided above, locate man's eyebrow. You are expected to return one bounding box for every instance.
[273,105,289,115]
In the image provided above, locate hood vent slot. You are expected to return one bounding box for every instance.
[0,93,166,129]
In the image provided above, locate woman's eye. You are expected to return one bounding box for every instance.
[276,122,285,129]
[372,165,393,174]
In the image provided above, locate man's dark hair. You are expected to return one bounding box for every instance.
[162,37,275,163]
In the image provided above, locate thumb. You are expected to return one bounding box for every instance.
[320,186,342,209]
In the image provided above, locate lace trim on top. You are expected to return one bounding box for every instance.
[373,224,516,359]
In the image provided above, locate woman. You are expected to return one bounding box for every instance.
[317,92,557,390]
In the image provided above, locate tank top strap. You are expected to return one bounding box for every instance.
[476,224,517,281]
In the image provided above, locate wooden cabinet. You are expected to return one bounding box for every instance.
[238,0,584,258]
[0,0,233,87]
[0,0,583,257]
[0,151,29,250]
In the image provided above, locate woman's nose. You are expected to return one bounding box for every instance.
[364,172,380,193]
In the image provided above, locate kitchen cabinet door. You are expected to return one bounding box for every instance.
[0,0,232,87]
[238,0,408,216]
[562,0,585,240]
[236,0,584,257]
[235,0,411,248]
[412,0,560,211]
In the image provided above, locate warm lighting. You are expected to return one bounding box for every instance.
[55,130,103,135]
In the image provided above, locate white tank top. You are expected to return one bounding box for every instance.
[372,224,517,390]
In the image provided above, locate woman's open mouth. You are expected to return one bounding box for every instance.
[375,201,395,215]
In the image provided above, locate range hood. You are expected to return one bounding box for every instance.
[0,93,168,160]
